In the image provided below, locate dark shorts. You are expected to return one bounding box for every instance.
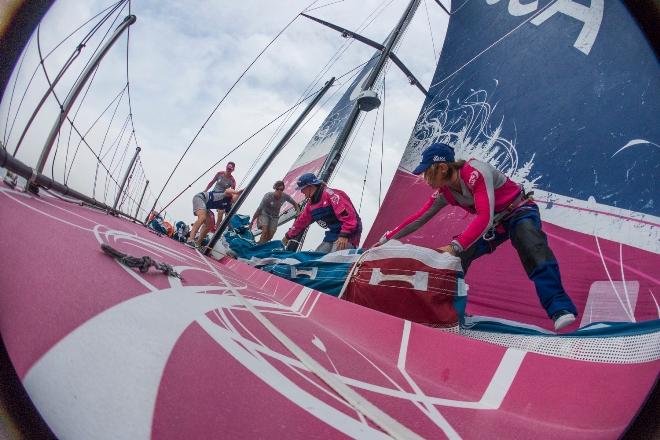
[206,191,233,213]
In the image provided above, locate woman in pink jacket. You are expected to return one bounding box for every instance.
[282,173,362,253]
[376,143,578,331]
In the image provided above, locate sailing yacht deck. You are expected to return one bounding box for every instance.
[1,183,658,439]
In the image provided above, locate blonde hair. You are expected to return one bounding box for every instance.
[423,160,466,186]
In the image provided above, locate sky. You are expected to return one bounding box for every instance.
[1,0,449,248]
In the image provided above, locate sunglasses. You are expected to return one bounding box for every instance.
[275,186,285,191]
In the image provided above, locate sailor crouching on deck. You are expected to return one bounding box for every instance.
[374,143,578,331]
[282,173,362,253]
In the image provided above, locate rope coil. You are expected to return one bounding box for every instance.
[101,243,182,279]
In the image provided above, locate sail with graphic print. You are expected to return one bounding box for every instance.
[1,1,659,440]
[365,0,659,330]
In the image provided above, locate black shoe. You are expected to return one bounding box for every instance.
[552,310,576,331]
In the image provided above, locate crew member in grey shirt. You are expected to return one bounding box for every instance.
[250,180,301,243]
[203,161,243,230]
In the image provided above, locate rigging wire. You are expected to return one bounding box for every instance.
[29,0,131,196]
[239,60,365,188]
[428,0,559,90]
[329,111,366,184]
[46,0,127,60]
[2,37,31,147]
[236,61,358,187]
[358,104,381,212]
[99,104,129,164]
[151,2,317,209]
[305,0,346,13]
[43,111,142,207]
[2,0,127,152]
[348,61,389,212]
[124,0,141,156]
[282,66,361,149]
[152,84,330,216]
[60,1,129,105]
[65,85,128,184]
[103,113,130,162]
[354,0,399,35]
[379,70,387,207]
[237,100,306,188]
[64,0,137,181]
[423,0,438,64]
[93,90,128,197]
[215,0,367,188]
[63,64,102,182]
[160,0,395,200]
[435,0,470,16]
[325,0,409,192]
[51,4,128,173]
[103,124,132,202]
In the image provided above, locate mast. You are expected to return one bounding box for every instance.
[290,0,421,250]
[205,77,336,255]
[319,0,420,183]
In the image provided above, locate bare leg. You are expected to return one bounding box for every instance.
[189,209,207,242]
[257,230,270,244]
[196,223,210,246]
[257,217,275,244]
[262,228,276,243]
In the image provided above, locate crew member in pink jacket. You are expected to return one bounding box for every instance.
[375,143,578,330]
[282,173,362,253]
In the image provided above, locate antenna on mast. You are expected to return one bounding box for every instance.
[290,0,423,251]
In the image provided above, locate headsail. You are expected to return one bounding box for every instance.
[367,0,659,328]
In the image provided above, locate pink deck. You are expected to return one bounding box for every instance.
[1,185,658,439]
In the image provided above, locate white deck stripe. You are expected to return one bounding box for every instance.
[197,250,424,440]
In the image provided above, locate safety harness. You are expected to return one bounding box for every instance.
[482,187,534,241]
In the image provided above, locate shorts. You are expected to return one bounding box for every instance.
[206,191,233,213]
[192,192,208,214]
[258,214,278,236]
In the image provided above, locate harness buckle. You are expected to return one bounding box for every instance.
[482,228,496,241]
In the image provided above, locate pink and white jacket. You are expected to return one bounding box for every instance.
[384,159,522,251]
[286,187,362,246]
